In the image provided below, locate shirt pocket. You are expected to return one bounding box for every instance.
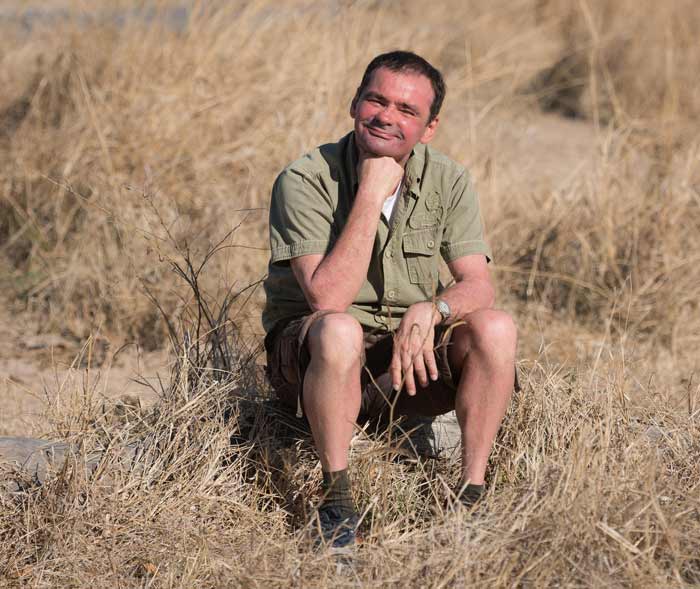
[403,228,439,286]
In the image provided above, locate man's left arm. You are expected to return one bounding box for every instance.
[438,254,494,319]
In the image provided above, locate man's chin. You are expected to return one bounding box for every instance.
[358,135,400,159]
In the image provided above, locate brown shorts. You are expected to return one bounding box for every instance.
[264,310,466,422]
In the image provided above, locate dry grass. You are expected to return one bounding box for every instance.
[1,0,699,586]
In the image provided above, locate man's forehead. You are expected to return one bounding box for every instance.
[362,67,434,104]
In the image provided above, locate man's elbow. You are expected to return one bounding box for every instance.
[306,291,349,314]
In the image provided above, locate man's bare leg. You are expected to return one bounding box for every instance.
[447,309,517,486]
[303,313,364,472]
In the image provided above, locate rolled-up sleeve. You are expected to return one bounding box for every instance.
[440,170,493,263]
[269,167,334,265]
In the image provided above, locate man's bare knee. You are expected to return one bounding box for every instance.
[449,309,517,367]
[307,312,364,368]
[470,309,517,352]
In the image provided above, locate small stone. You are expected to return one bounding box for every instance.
[20,334,72,350]
[0,436,141,495]
[0,436,71,485]
[643,425,669,442]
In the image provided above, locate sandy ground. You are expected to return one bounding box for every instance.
[0,296,168,437]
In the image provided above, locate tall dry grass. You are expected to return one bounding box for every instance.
[1,0,699,586]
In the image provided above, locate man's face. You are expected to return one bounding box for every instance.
[350,67,439,166]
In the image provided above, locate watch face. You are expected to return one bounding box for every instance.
[437,300,450,320]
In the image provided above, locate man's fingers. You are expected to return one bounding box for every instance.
[391,340,403,391]
[403,364,417,395]
[425,347,439,381]
[409,324,431,388]
[401,346,418,395]
[392,321,435,395]
[413,350,429,388]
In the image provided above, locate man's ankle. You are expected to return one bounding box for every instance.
[456,482,485,507]
[321,469,356,516]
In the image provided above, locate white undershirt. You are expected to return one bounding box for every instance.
[382,181,402,223]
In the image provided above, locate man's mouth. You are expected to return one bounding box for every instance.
[365,125,398,140]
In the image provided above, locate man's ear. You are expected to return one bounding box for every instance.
[420,115,439,144]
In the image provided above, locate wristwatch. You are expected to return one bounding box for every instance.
[436,299,451,324]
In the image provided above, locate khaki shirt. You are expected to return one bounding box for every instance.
[262,132,492,334]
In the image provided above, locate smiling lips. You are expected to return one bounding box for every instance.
[365,123,401,140]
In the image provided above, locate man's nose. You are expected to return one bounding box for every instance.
[373,105,395,125]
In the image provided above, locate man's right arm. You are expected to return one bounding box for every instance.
[291,156,403,313]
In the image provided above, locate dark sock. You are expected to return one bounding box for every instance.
[457,483,485,507]
[321,469,356,516]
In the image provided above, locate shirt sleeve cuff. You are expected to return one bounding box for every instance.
[271,240,330,263]
[441,240,493,264]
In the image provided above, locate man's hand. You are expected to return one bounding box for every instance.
[390,301,441,396]
[356,156,404,207]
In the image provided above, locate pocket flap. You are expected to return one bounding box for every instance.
[408,213,440,229]
[403,230,438,255]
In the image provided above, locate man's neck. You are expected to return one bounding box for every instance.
[355,143,411,169]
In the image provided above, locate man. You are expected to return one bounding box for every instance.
[263,51,517,548]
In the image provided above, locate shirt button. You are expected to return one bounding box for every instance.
[427,240,435,248]
[386,250,393,258]
[387,290,396,300]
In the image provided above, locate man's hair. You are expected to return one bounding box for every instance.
[356,51,446,122]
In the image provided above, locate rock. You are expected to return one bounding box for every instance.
[0,437,72,486]
[1,437,77,495]
[431,411,462,454]
[0,436,141,495]
[398,411,462,459]
[643,425,670,442]
[20,334,72,350]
